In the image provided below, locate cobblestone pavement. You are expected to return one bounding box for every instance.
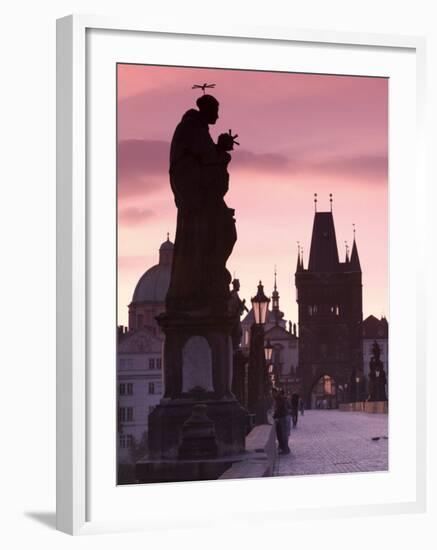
[276,410,388,477]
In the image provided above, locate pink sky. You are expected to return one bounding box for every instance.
[117,65,388,327]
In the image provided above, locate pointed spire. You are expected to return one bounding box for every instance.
[272,266,280,325]
[344,240,350,263]
[296,242,303,272]
[350,224,361,272]
[314,193,318,212]
[308,210,339,272]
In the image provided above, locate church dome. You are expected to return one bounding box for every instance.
[131,237,174,304]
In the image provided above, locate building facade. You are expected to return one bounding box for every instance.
[117,237,173,462]
[295,209,363,408]
[117,329,164,462]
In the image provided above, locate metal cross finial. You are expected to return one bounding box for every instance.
[192,82,216,94]
[330,193,333,212]
[353,223,356,238]
[314,193,318,212]
[166,232,170,241]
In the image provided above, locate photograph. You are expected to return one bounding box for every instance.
[116,64,389,485]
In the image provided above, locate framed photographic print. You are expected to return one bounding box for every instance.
[56,15,427,535]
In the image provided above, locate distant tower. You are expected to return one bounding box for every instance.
[271,267,281,325]
[295,202,363,408]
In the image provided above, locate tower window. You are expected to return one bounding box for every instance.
[156,358,162,369]
[148,382,155,394]
[149,358,155,369]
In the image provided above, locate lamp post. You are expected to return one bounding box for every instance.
[264,339,273,394]
[248,281,270,425]
[355,376,360,403]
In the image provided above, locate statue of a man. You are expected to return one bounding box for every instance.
[166,94,238,316]
[367,340,387,401]
[228,278,249,350]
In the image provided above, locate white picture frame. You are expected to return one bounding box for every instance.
[56,14,427,536]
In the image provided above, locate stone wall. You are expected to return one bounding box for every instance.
[339,401,388,414]
[219,424,277,479]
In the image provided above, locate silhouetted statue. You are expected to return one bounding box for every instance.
[228,278,249,350]
[368,340,387,401]
[166,94,238,315]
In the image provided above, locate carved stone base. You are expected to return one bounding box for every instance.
[148,398,248,459]
[178,404,218,460]
[147,311,249,459]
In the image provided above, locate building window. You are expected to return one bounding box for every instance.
[119,407,134,422]
[156,358,162,369]
[127,383,133,395]
[148,382,155,395]
[119,383,126,396]
[119,358,126,369]
[119,434,134,449]
[126,358,133,369]
[149,358,155,369]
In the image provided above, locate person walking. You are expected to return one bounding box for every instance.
[272,388,290,454]
[291,392,299,428]
[299,397,305,416]
[284,391,292,438]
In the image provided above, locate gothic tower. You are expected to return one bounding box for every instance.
[295,202,363,408]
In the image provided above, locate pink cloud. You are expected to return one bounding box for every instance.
[118,207,155,225]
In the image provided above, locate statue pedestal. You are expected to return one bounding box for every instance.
[143,312,248,481]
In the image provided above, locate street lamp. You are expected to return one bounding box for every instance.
[355,376,360,403]
[264,340,273,364]
[251,281,270,325]
[264,339,274,394]
[248,281,270,425]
